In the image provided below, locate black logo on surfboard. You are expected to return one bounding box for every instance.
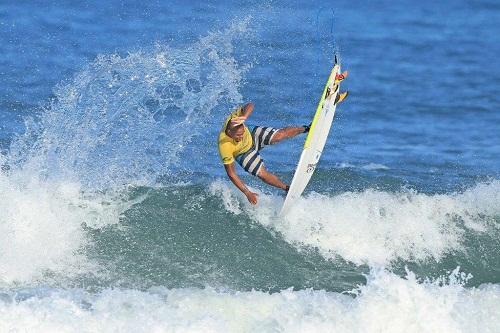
[306,163,317,173]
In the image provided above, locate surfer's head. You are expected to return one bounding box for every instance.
[226,122,245,142]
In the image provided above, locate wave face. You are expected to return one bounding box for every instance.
[3,178,495,291]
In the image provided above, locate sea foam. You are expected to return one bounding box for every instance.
[0,268,498,333]
[0,167,135,285]
[211,179,500,266]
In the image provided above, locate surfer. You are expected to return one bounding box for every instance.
[218,102,307,205]
[218,93,347,205]
[218,102,309,205]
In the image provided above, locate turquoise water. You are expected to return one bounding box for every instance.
[0,1,499,332]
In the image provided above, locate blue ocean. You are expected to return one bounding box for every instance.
[1,0,499,332]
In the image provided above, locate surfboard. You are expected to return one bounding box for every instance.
[280,56,344,215]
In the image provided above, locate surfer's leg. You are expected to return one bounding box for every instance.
[257,165,288,191]
[270,126,307,144]
[253,126,279,147]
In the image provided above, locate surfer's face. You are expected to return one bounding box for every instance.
[231,126,245,142]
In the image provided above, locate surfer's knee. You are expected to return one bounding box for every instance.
[257,165,276,181]
[256,165,268,178]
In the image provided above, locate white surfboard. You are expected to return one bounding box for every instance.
[280,57,343,215]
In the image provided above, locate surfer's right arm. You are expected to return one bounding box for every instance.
[229,102,254,126]
[241,102,254,118]
[224,162,258,205]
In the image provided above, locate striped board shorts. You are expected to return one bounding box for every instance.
[235,126,279,176]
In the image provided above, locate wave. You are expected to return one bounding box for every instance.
[2,167,498,288]
[0,268,498,333]
[212,179,500,266]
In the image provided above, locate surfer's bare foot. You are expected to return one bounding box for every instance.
[335,70,349,83]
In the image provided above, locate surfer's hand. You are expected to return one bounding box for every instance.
[245,191,258,205]
[230,116,247,126]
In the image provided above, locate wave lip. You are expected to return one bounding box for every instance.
[276,181,499,266]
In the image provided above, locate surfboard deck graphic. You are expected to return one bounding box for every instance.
[280,56,345,215]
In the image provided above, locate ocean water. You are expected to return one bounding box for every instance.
[0,0,499,332]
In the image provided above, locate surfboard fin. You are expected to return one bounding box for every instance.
[334,91,349,105]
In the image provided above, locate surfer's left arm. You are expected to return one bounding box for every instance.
[224,162,258,205]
